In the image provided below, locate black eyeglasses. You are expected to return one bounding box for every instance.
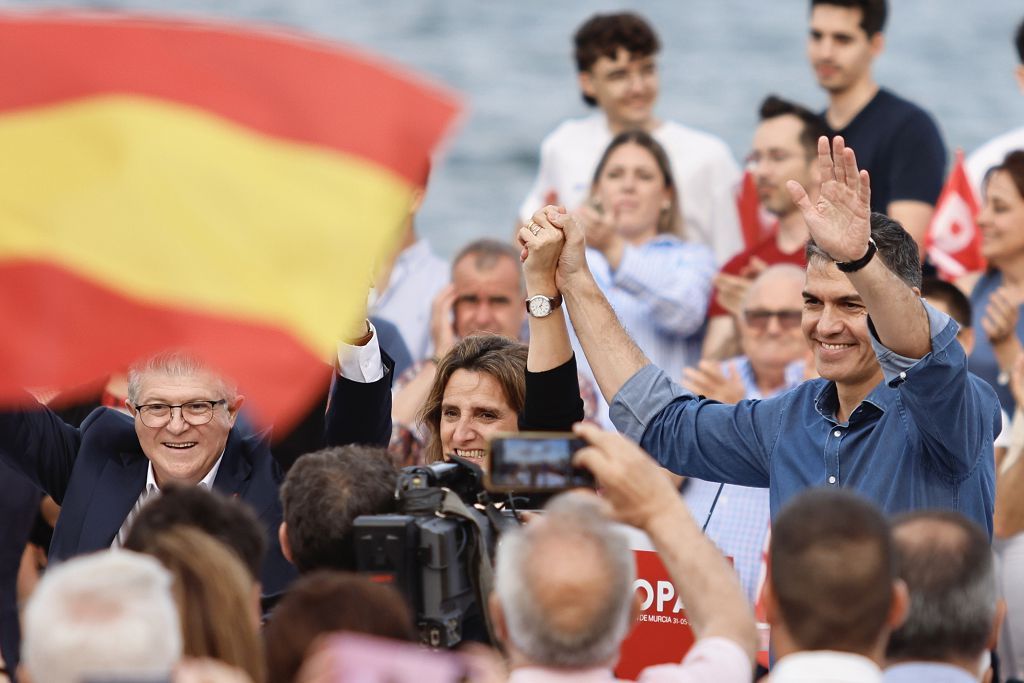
[743,309,803,330]
[133,400,227,428]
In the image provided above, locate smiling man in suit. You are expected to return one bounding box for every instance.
[0,318,393,600]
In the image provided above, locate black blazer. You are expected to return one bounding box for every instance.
[0,354,394,597]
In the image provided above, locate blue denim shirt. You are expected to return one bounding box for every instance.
[611,301,999,537]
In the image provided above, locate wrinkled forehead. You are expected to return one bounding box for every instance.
[746,272,806,309]
[135,369,231,402]
[452,256,522,295]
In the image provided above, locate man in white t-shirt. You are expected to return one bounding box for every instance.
[966,17,1024,195]
[518,12,743,265]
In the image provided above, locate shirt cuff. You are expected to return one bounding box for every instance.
[336,322,384,383]
[869,299,958,386]
[610,363,690,442]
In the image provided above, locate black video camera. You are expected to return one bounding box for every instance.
[353,456,519,648]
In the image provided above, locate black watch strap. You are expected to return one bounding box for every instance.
[835,238,877,273]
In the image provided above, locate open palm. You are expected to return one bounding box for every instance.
[787,135,872,264]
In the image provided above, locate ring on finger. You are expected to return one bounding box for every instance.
[527,220,542,236]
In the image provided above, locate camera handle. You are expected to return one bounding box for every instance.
[437,488,500,646]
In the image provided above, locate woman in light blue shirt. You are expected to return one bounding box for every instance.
[574,131,716,381]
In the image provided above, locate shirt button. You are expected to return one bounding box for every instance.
[833,430,841,437]
[828,476,837,484]
[899,371,907,380]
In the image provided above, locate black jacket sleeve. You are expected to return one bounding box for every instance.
[324,350,395,449]
[518,354,584,432]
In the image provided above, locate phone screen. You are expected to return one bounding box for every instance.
[487,432,594,492]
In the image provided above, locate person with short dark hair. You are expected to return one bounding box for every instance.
[884,510,1003,683]
[535,136,999,536]
[966,16,1024,193]
[263,571,415,683]
[278,445,398,573]
[808,0,946,254]
[766,489,907,681]
[123,482,266,583]
[703,94,827,359]
[519,11,743,265]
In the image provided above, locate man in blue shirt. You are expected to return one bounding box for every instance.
[528,135,998,537]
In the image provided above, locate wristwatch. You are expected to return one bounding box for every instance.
[835,238,877,273]
[525,293,563,318]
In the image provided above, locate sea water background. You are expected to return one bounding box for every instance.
[3,0,1022,258]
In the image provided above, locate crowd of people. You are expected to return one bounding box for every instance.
[2,0,1024,681]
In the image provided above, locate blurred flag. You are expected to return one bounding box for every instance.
[736,169,772,249]
[0,12,460,427]
[925,149,985,281]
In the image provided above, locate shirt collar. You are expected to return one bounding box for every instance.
[145,451,225,495]
[508,666,616,683]
[883,662,978,683]
[771,650,882,682]
[813,380,888,425]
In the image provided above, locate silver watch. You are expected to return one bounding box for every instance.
[525,293,563,318]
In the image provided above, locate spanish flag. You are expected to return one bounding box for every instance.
[0,12,460,426]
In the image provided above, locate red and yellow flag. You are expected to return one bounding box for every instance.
[0,12,460,426]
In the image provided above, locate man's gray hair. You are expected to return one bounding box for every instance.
[495,493,636,668]
[805,212,923,289]
[22,550,182,683]
[126,351,237,405]
[887,511,998,662]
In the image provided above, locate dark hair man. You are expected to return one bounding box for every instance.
[278,445,398,573]
[766,489,908,679]
[534,136,999,537]
[883,510,1004,683]
[123,483,266,583]
[703,95,828,359]
[808,0,945,255]
[966,17,1024,193]
[518,11,743,265]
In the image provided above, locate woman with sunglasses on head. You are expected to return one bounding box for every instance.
[573,130,717,384]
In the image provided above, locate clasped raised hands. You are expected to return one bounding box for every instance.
[787,135,872,264]
[517,205,590,292]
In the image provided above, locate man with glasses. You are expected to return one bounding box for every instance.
[0,317,393,600]
[703,95,828,361]
[532,134,998,538]
[679,264,809,604]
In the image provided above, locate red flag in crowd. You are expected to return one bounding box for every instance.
[736,170,769,249]
[0,12,460,428]
[925,149,985,281]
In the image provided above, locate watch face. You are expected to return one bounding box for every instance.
[529,296,551,317]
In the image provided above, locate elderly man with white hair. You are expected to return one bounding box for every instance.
[0,316,394,601]
[489,423,757,682]
[20,550,181,683]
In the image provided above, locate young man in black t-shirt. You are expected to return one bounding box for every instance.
[806,0,946,256]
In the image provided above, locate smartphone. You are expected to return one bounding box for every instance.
[486,431,595,492]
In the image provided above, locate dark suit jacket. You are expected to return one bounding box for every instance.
[0,355,393,598]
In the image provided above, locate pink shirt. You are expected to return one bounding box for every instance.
[507,638,752,683]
